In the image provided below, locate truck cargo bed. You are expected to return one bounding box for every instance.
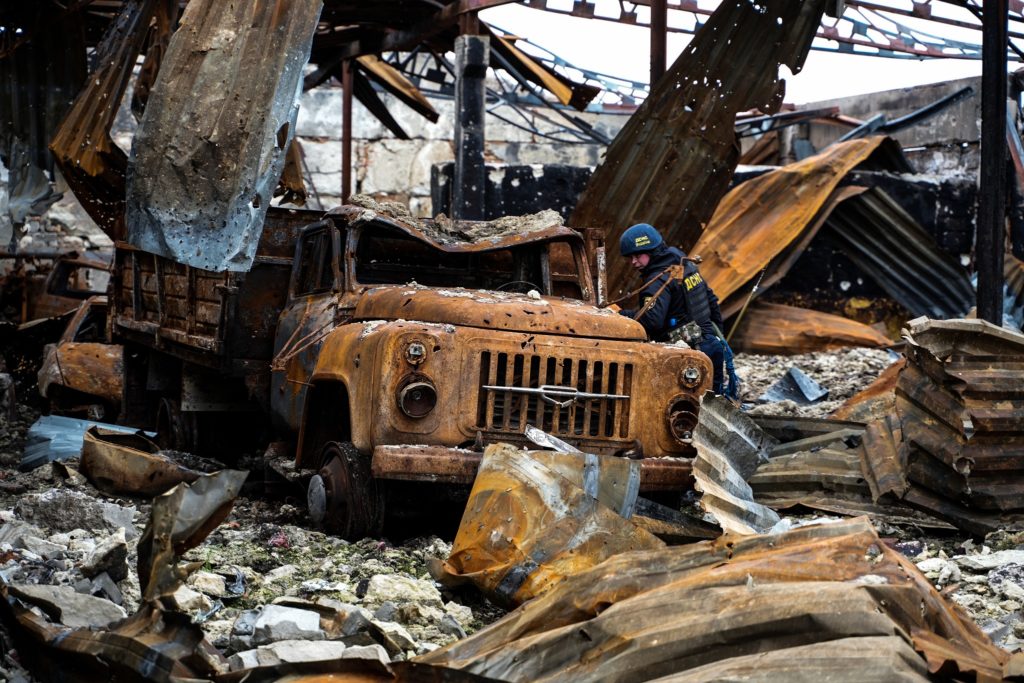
[111,208,324,371]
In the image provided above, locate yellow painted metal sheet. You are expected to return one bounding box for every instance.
[439,443,664,607]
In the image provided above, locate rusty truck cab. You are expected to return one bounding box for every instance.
[270,206,710,538]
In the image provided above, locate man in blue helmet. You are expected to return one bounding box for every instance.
[617,223,734,396]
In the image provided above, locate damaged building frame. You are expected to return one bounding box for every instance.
[7,1,1024,681]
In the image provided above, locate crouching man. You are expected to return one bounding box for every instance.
[617,223,735,396]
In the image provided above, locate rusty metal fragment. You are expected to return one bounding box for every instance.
[80,427,203,497]
[438,443,664,607]
[0,598,226,682]
[729,301,892,354]
[421,518,1006,681]
[126,0,322,272]
[831,357,905,423]
[49,0,161,240]
[572,0,833,294]
[857,318,1024,534]
[137,469,248,602]
[692,395,780,535]
[692,137,898,317]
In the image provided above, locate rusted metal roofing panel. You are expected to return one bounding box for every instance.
[49,0,160,241]
[420,518,1006,681]
[692,395,780,535]
[831,357,905,423]
[126,0,322,272]
[825,188,975,319]
[692,137,897,318]
[729,301,892,354]
[856,318,1024,534]
[570,0,832,296]
[338,202,584,253]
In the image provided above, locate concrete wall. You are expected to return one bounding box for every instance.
[295,86,626,215]
[797,76,982,177]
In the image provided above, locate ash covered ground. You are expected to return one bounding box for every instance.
[0,348,1021,680]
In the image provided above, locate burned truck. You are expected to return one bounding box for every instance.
[108,204,711,537]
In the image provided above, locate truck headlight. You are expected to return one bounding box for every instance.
[666,395,700,444]
[398,377,437,418]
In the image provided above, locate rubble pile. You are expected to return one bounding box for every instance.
[734,346,897,417]
[911,532,1024,652]
[0,410,502,678]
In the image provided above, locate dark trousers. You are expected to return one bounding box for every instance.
[698,336,725,395]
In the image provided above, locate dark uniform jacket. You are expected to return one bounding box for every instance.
[621,245,724,341]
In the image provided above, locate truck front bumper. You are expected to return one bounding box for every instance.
[371,444,693,492]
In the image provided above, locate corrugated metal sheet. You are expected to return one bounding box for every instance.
[859,318,1024,535]
[48,0,160,240]
[571,0,832,295]
[420,518,1005,682]
[126,0,322,272]
[824,188,975,319]
[692,395,780,534]
[692,137,895,317]
[730,301,892,354]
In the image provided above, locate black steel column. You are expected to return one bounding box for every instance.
[651,0,667,85]
[453,34,489,221]
[978,1,1008,324]
[341,59,353,203]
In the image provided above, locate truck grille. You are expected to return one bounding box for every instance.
[476,351,633,439]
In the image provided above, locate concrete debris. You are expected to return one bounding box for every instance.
[80,527,128,581]
[251,604,325,645]
[188,570,227,598]
[169,585,214,615]
[7,583,127,628]
[14,489,137,540]
[363,574,444,609]
[229,639,351,670]
[737,347,897,418]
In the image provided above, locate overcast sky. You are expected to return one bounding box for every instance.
[481,2,994,105]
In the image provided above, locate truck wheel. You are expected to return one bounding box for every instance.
[307,441,384,540]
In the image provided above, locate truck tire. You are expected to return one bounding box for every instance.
[307,441,385,540]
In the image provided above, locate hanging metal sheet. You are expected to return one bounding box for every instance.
[571,0,832,296]
[49,0,160,240]
[126,0,323,272]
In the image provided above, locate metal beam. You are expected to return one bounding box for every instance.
[342,59,353,202]
[978,0,1008,325]
[650,0,667,85]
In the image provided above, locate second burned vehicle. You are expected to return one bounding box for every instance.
[104,202,711,537]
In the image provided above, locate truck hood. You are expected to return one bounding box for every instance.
[352,286,647,341]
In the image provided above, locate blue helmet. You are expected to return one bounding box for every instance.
[620,223,663,256]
